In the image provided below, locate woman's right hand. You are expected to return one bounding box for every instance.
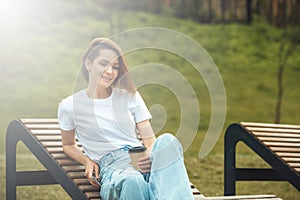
[61,129,100,187]
[84,159,100,188]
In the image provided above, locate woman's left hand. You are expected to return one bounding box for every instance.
[137,154,152,173]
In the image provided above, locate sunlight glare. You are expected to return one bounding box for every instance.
[0,0,30,28]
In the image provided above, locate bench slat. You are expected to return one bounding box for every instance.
[41,141,82,147]
[252,132,300,138]
[257,137,300,143]
[67,171,86,179]
[36,135,62,141]
[73,178,90,186]
[281,157,300,162]
[20,118,58,123]
[269,147,300,153]
[63,165,85,172]
[46,147,64,153]
[24,124,61,129]
[294,168,300,173]
[51,153,69,159]
[41,141,63,147]
[57,159,80,166]
[278,152,300,157]
[246,127,300,134]
[46,147,83,153]
[78,185,99,193]
[30,129,61,134]
[241,122,300,129]
[288,163,300,168]
[263,141,300,148]
[85,192,102,199]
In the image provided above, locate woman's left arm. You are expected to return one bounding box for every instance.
[136,120,156,173]
[137,120,156,150]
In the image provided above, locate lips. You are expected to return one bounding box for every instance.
[101,75,113,81]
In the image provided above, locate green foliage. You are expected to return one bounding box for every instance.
[1,1,300,199]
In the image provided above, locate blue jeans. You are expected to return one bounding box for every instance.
[98,133,194,200]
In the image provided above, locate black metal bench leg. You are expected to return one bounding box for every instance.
[5,120,88,200]
[6,121,20,200]
[224,124,241,196]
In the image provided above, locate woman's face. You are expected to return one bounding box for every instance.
[86,48,119,89]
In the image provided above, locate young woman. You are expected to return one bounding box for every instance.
[58,37,194,199]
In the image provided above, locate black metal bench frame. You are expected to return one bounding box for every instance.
[224,122,300,195]
[6,119,88,199]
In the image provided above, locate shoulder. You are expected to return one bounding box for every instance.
[59,90,86,111]
[112,88,135,99]
[112,88,144,103]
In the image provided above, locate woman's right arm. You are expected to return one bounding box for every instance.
[61,129,100,187]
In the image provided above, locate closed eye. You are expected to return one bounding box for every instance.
[112,64,119,70]
[99,60,109,67]
[98,59,119,70]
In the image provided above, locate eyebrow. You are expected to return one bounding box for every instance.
[99,58,119,64]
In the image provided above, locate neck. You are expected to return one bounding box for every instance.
[86,86,112,99]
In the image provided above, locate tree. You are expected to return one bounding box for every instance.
[267,0,274,24]
[220,0,225,22]
[274,0,300,123]
[246,0,252,24]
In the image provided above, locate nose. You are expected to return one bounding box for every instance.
[104,65,113,74]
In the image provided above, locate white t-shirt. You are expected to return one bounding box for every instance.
[57,88,152,162]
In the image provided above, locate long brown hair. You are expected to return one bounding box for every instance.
[81,37,136,93]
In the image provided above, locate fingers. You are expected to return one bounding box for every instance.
[137,155,152,173]
[85,172,98,187]
[85,162,100,188]
[86,173,100,188]
[89,177,100,188]
[94,164,100,179]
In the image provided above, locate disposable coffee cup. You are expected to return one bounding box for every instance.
[128,146,147,170]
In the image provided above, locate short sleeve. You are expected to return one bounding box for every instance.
[130,92,152,123]
[57,100,75,131]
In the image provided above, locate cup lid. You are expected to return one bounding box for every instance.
[128,146,147,153]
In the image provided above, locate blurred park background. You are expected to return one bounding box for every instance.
[1,0,300,199]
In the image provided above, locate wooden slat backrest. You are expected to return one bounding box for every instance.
[240,122,300,174]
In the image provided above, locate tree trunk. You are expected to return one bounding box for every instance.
[246,0,252,24]
[221,0,225,22]
[275,0,287,123]
[267,0,273,24]
[292,0,300,25]
[208,0,213,22]
[179,0,186,18]
[275,61,284,124]
[233,0,238,21]
[196,0,203,22]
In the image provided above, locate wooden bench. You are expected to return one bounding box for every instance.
[6,119,282,200]
[224,122,300,195]
[6,119,203,199]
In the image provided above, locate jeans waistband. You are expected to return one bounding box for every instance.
[99,145,131,166]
